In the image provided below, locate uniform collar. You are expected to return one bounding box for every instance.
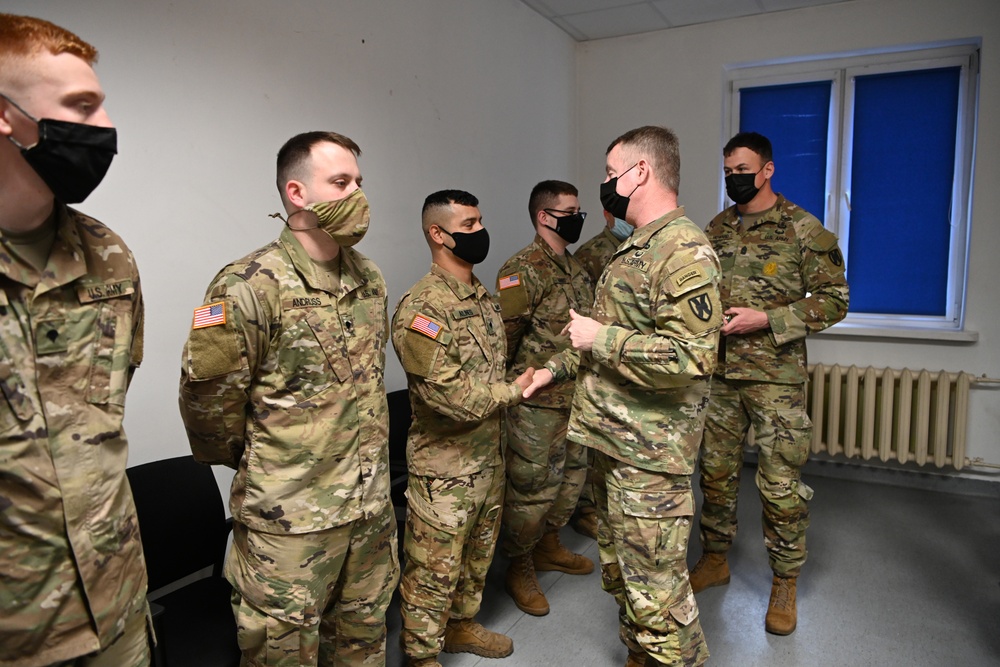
[725,194,788,230]
[279,226,366,298]
[431,262,485,301]
[532,233,571,273]
[0,202,87,292]
[623,206,686,251]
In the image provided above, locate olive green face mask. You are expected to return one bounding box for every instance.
[286,188,371,247]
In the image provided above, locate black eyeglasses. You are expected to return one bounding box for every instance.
[544,209,587,220]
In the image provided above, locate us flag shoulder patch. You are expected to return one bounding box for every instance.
[499,273,521,290]
[409,313,443,340]
[193,301,226,329]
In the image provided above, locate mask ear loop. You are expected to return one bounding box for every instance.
[0,92,39,150]
[270,209,319,231]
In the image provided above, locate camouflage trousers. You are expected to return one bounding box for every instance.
[697,377,813,577]
[501,403,588,557]
[593,452,708,666]
[225,503,400,667]
[399,465,503,661]
[50,603,151,667]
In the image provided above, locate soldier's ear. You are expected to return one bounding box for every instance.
[285,180,307,208]
[763,161,775,181]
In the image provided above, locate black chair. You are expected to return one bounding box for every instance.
[127,455,240,667]
[386,389,411,519]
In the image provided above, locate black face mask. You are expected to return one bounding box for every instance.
[545,210,587,244]
[599,163,637,221]
[441,227,490,265]
[725,168,764,206]
[2,93,117,204]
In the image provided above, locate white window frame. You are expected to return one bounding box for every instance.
[724,41,980,339]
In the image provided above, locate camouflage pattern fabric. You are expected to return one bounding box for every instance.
[226,503,399,666]
[500,403,587,557]
[179,226,392,533]
[570,227,620,511]
[391,264,521,479]
[549,207,720,666]
[552,207,724,475]
[495,234,593,409]
[697,195,846,578]
[398,466,504,660]
[698,378,813,576]
[495,235,593,556]
[0,204,149,667]
[391,264,518,661]
[574,226,621,284]
[593,453,708,666]
[49,602,151,667]
[707,195,849,384]
[179,226,395,666]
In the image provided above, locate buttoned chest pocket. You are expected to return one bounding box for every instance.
[276,309,339,401]
[0,336,34,434]
[740,240,801,301]
[81,296,134,408]
[348,296,387,385]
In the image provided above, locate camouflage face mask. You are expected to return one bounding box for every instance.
[301,188,371,247]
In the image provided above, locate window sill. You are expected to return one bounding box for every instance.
[815,323,978,343]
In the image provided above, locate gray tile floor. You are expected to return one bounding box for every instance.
[385,464,1000,666]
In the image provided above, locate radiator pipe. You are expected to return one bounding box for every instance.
[964,457,1000,470]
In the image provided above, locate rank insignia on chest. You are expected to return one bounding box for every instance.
[192,301,226,329]
[409,313,443,340]
[499,273,521,290]
[763,262,778,276]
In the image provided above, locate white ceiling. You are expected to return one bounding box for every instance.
[519,0,852,41]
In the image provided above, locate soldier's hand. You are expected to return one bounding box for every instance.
[514,367,535,392]
[721,307,770,335]
[561,308,600,352]
[522,368,553,399]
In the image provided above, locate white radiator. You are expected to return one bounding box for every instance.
[806,364,977,470]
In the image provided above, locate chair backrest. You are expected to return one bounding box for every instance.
[126,455,230,592]
[386,388,411,475]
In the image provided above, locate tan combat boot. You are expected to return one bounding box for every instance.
[764,575,797,635]
[505,554,550,616]
[443,618,513,658]
[533,530,594,574]
[570,507,599,540]
[689,552,730,593]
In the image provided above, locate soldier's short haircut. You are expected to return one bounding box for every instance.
[0,14,98,89]
[528,180,578,228]
[724,131,773,164]
[276,131,361,203]
[421,189,479,234]
[606,126,681,195]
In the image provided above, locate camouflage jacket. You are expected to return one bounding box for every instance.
[574,227,621,284]
[179,227,391,534]
[392,264,521,478]
[0,205,147,666]
[706,195,849,384]
[496,235,594,410]
[550,208,723,474]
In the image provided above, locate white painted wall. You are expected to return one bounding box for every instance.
[3,1,577,475]
[575,0,1000,482]
[7,0,998,484]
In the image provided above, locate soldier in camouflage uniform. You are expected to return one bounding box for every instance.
[691,132,849,637]
[568,209,631,540]
[526,126,722,667]
[0,15,151,667]
[392,190,534,667]
[179,132,399,666]
[495,180,595,617]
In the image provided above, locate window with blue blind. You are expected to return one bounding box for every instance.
[727,43,978,334]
